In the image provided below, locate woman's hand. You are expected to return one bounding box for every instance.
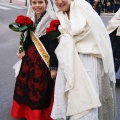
[17,51,25,59]
[50,70,57,79]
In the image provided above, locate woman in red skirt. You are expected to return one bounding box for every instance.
[11,0,58,120]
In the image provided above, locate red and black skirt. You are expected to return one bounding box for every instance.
[11,43,54,120]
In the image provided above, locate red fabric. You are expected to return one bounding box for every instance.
[13,44,54,110]
[11,86,54,120]
[11,96,53,120]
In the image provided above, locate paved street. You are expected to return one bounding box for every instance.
[0,2,27,120]
[0,1,120,120]
[0,0,29,7]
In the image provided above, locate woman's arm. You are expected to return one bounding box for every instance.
[49,38,58,69]
[49,38,58,79]
[40,35,59,79]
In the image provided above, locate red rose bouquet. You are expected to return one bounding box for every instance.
[46,19,60,41]
[9,15,35,53]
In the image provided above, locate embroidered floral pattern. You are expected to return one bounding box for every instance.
[14,44,54,110]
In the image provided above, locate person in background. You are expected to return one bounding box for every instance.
[51,0,116,120]
[11,0,58,120]
[93,0,102,15]
[107,8,120,81]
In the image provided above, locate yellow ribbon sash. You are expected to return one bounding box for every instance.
[31,31,50,68]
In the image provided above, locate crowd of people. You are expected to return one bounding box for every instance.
[10,0,120,120]
[87,0,120,15]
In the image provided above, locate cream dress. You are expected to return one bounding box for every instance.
[51,16,99,120]
[52,55,99,120]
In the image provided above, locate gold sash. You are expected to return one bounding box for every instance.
[31,31,50,68]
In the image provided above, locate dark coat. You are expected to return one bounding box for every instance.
[109,28,120,72]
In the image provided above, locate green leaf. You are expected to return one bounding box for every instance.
[29,26,35,31]
[9,23,35,32]
[47,30,60,41]
[19,26,28,32]
[9,23,20,32]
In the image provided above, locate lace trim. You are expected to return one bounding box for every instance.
[49,67,58,71]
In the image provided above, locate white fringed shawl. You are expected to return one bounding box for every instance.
[53,0,115,118]
[31,12,52,38]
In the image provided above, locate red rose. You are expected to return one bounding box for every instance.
[51,26,56,31]
[46,19,60,33]
[15,15,33,26]
[50,19,60,27]
[46,26,56,32]
[46,28,51,32]
[46,19,60,40]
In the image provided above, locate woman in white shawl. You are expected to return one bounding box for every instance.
[107,9,120,80]
[51,0,116,120]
